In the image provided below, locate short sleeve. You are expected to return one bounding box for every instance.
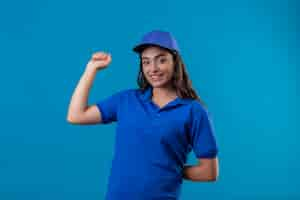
[189,102,219,158]
[95,89,127,124]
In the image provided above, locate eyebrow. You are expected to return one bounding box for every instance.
[141,53,167,60]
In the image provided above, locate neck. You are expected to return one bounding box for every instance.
[152,85,177,100]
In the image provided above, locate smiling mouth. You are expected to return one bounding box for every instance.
[150,75,163,81]
[150,73,163,79]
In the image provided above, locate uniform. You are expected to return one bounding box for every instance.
[96,86,219,200]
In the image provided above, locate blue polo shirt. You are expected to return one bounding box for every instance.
[96,86,218,200]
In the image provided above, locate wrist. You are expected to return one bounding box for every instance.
[85,66,98,74]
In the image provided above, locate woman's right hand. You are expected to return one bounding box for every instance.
[86,52,112,71]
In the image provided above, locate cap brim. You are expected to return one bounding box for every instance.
[133,44,154,53]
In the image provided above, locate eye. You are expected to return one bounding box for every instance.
[159,58,167,64]
[142,60,149,65]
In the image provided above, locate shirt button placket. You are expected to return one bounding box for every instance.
[152,110,161,126]
[156,112,160,117]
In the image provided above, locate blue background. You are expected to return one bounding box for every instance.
[0,0,298,199]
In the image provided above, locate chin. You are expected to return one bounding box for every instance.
[149,80,170,88]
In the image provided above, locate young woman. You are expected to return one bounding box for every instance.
[67,30,219,200]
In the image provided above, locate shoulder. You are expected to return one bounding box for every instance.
[189,99,211,118]
[187,100,216,131]
[190,99,207,112]
[107,88,145,102]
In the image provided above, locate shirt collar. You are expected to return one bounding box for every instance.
[140,86,189,105]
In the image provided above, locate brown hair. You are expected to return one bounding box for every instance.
[136,48,207,107]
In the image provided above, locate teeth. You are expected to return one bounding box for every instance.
[151,76,160,79]
[151,74,162,78]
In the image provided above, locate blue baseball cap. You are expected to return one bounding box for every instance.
[133,30,180,54]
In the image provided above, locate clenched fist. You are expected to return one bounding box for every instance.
[86,52,112,71]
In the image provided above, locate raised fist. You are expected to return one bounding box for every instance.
[86,52,112,71]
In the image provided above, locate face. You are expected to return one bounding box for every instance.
[141,46,175,88]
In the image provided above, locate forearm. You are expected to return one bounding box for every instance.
[182,164,217,182]
[67,67,97,120]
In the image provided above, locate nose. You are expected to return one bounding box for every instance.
[149,60,160,72]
